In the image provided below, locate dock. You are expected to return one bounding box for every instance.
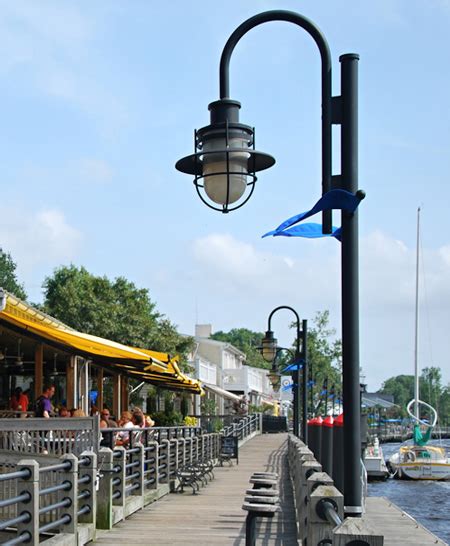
[93,433,297,545]
[365,497,447,546]
[92,433,447,545]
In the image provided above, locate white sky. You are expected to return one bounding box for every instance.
[1,0,449,390]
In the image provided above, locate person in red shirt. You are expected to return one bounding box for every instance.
[9,387,29,412]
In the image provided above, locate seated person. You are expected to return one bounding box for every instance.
[115,411,135,446]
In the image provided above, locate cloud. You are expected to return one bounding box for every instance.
[188,230,450,389]
[0,207,82,296]
[192,233,340,304]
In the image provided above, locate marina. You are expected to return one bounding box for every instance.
[370,441,450,544]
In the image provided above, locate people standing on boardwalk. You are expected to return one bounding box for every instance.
[35,385,55,418]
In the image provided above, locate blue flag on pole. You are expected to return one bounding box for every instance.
[262,189,364,240]
[281,359,304,373]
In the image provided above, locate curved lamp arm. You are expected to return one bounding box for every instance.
[267,305,301,356]
[219,9,333,232]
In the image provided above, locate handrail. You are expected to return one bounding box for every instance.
[0,469,32,482]
[0,426,226,543]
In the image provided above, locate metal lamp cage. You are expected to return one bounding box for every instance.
[176,119,275,213]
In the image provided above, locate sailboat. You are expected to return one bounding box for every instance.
[388,208,450,480]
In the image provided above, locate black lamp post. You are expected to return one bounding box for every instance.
[176,9,362,517]
[259,306,307,441]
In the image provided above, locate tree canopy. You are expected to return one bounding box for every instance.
[42,265,194,367]
[0,248,27,300]
[210,327,269,369]
[379,366,450,422]
[300,311,342,413]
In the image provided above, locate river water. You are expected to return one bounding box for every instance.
[368,441,450,544]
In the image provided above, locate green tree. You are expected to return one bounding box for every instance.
[0,249,27,300]
[301,311,342,413]
[42,265,194,369]
[378,375,414,412]
[210,327,269,369]
[419,367,443,411]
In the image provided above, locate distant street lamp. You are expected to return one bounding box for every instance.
[176,9,362,516]
[260,306,307,441]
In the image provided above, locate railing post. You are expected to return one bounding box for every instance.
[145,441,159,490]
[298,460,322,543]
[78,451,97,526]
[60,452,78,536]
[185,437,192,466]
[130,443,145,497]
[178,437,186,470]
[308,484,344,545]
[96,448,113,530]
[159,439,170,484]
[17,459,39,546]
[112,447,126,516]
[333,516,384,545]
[169,438,179,484]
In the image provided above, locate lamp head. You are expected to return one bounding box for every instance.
[260,329,278,363]
[176,99,275,213]
[267,369,281,392]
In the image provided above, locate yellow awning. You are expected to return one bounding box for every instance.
[0,290,203,394]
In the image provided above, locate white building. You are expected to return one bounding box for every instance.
[189,324,278,415]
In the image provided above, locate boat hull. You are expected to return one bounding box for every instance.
[396,462,450,480]
[364,456,389,480]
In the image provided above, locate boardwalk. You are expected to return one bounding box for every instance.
[94,433,297,545]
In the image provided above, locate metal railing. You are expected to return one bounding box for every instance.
[0,419,260,545]
[222,414,261,440]
[0,452,96,546]
[0,417,99,457]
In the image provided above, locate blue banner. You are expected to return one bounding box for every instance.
[262,189,363,240]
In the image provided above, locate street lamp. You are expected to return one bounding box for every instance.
[176,9,362,517]
[260,306,307,442]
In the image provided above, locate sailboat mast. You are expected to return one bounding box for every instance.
[414,207,420,420]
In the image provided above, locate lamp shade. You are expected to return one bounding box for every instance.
[261,330,278,363]
[202,135,250,205]
[175,99,275,213]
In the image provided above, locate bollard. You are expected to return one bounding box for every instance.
[333,413,344,494]
[97,448,113,530]
[308,416,323,463]
[322,416,334,477]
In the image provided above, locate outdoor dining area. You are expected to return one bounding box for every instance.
[0,288,203,422]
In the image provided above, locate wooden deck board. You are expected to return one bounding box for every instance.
[93,433,298,546]
[365,496,447,545]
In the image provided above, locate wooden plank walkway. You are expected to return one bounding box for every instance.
[365,497,447,546]
[93,433,298,545]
